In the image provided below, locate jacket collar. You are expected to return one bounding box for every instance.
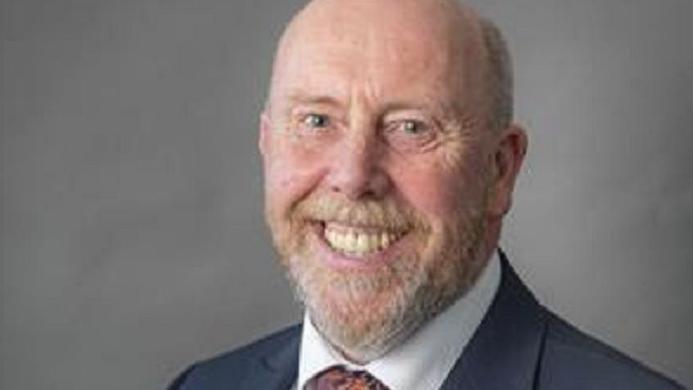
[440,250,548,390]
[249,325,301,389]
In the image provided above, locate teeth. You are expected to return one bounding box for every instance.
[355,234,367,253]
[323,224,404,256]
[380,234,390,248]
[346,231,357,250]
[368,235,379,250]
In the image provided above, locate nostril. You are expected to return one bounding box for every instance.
[329,173,389,200]
[326,143,390,199]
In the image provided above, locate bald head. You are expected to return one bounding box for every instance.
[267,0,513,131]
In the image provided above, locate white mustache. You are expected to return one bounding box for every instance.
[294,196,416,231]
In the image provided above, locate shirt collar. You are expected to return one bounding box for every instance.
[297,250,502,390]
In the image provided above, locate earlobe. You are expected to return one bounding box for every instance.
[489,124,528,217]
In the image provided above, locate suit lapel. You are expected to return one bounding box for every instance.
[441,252,548,390]
[246,326,301,390]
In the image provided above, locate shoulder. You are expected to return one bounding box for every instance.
[168,324,301,390]
[538,311,683,389]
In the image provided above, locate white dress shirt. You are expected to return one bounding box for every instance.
[295,250,501,390]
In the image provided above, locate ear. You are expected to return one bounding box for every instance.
[487,124,528,218]
[258,111,272,158]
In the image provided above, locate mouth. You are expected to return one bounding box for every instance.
[318,221,408,258]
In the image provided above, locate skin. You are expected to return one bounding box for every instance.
[260,0,527,363]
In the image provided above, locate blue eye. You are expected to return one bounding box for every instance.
[400,120,427,135]
[384,117,438,152]
[303,113,330,128]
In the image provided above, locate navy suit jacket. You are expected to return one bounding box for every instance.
[170,254,683,389]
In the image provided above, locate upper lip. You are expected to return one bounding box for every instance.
[319,220,409,234]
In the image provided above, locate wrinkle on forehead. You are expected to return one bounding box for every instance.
[268,0,489,119]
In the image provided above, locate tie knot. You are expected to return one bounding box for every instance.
[305,365,391,390]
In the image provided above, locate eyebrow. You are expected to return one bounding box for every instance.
[380,99,458,119]
[380,100,434,113]
[286,92,344,108]
[284,91,460,119]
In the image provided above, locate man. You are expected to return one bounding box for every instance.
[170,0,682,388]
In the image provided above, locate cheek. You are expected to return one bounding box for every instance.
[264,145,328,214]
[391,156,488,226]
[392,163,463,222]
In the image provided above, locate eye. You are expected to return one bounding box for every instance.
[399,119,427,135]
[389,119,431,137]
[384,118,438,152]
[302,113,330,129]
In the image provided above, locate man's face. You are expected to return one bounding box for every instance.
[260,0,504,362]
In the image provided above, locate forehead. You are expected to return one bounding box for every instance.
[271,2,484,110]
[284,37,447,99]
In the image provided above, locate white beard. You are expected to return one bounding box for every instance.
[281,208,487,363]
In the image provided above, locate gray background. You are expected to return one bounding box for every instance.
[1,0,691,388]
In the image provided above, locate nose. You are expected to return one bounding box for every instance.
[326,132,390,200]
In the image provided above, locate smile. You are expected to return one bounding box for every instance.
[321,222,407,257]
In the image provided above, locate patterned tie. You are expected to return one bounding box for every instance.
[304,365,391,390]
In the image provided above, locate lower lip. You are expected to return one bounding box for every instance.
[310,223,408,270]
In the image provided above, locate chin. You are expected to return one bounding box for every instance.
[286,227,483,363]
[295,251,428,362]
